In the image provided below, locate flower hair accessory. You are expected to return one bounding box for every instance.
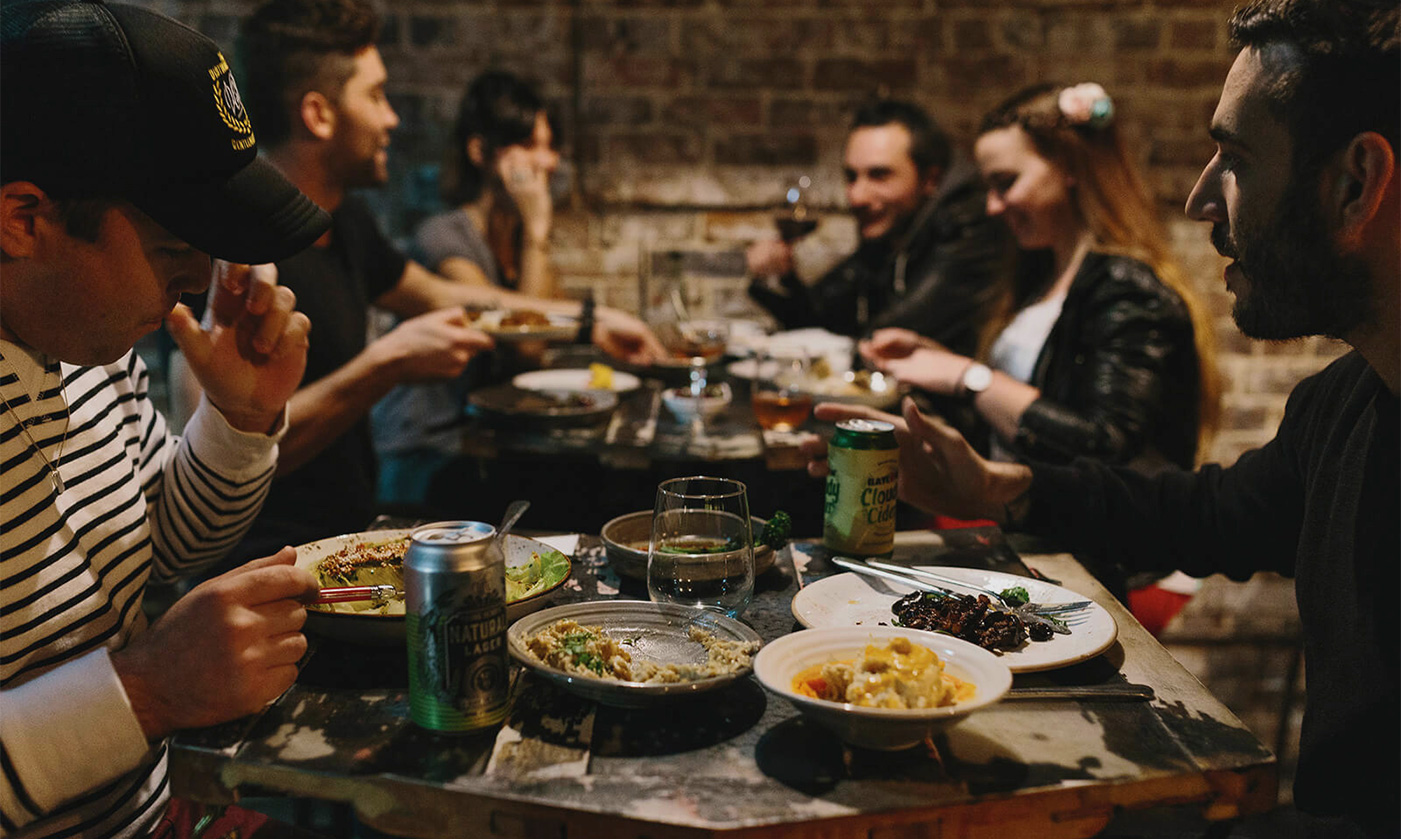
[1058,83,1114,129]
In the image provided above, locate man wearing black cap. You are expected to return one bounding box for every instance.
[0,1,333,836]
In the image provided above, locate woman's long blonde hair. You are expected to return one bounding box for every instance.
[976,83,1220,462]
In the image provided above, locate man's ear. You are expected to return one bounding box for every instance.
[0,182,48,259]
[300,90,338,141]
[919,166,943,198]
[1329,131,1396,247]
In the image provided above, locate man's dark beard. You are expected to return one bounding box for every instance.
[1215,176,1371,341]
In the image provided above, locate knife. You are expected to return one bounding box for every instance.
[1004,684,1155,702]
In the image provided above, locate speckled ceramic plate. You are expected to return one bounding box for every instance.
[507,601,763,708]
[791,568,1117,673]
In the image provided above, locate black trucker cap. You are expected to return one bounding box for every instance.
[1,0,330,264]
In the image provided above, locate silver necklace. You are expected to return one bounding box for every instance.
[0,351,68,494]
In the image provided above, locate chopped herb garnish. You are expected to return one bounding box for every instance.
[999,586,1031,607]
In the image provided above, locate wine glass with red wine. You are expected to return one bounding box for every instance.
[774,176,818,242]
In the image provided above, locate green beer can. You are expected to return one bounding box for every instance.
[823,419,899,556]
[405,521,510,732]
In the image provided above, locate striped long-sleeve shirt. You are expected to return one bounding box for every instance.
[0,344,280,838]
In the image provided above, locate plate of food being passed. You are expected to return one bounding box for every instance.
[467,307,578,342]
[790,566,1117,673]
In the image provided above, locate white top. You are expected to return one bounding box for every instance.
[987,293,1066,462]
[989,292,1067,385]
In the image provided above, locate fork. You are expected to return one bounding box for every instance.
[828,557,1087,635]
[865,560,1092,615]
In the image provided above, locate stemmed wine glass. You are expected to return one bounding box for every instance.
[774,175,818,242]
[646,476,754,618]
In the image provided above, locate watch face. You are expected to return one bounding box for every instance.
[963,363,993,394]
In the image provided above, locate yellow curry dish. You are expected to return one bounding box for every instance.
[792,636,975,709]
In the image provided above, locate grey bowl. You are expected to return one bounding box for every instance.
[600,510,776,582]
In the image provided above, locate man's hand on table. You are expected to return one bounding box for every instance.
[593,307,667,366]
[112,548,318,740]
[166,261,309,434]
[800,397,1033,523]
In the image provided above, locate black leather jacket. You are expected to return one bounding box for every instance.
[997,251,1202,471]
[748,161,1013,357]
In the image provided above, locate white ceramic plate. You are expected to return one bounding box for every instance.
[299,528,572,645]
[790,567,1117,673]
[754,626,1012,750]
[507,600,762,708]
[512,368,641,393]
[472,310,578,342]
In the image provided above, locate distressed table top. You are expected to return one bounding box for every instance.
[171,529,1276,839]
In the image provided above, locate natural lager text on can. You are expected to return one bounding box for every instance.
[405,521,509,732]
[823,419,899,556]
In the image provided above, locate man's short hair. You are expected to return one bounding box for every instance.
[237,0,381,149]
[849,100,952,175]
[1229,0,1399,171]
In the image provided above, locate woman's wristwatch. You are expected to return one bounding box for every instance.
[959,362,993,398]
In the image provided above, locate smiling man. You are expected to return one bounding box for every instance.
[0,1,333,835]
[745,100,1012,352]
[806,1,1398,834]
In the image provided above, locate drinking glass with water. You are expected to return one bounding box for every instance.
[647,476,754,618]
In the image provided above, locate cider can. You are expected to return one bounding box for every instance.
[405,520,509,732]
[823,419,899,556]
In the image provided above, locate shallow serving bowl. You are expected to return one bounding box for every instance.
[753,625,1012,750]
[600,510,775,581]
[660,382,732,422]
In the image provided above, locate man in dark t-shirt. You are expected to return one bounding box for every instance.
[807,1,1399,835]
[187,0,667,558]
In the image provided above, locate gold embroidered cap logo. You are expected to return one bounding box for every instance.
[209,53,256,151]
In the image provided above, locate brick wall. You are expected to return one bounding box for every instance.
[155,0,1346,465]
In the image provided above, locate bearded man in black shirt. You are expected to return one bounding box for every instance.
[807,2,1399,835]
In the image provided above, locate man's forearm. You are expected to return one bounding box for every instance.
[275,346,398,474]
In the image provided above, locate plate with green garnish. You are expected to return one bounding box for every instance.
[298,528,572,645]
[507,601,763,707]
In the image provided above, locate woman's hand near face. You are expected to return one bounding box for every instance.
[497,146,552,246]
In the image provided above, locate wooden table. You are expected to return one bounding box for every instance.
[170,530,1276,838]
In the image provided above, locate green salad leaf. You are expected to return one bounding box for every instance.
[999,586,1031,607]
[756,511,791,549]
[505,549,571,602]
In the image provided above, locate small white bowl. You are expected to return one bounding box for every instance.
[753,626,1012,750]
[661,382,732,422]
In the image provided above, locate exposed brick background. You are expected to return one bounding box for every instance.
[147,0,1347,466]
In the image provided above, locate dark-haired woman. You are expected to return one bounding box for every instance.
[414,71,561,298]
[374,72,562,506]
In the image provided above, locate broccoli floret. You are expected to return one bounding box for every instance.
[757,511,792,549]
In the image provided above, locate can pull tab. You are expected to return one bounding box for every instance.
[497,499,530,543]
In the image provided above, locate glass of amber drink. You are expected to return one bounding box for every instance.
[751,350,813,432]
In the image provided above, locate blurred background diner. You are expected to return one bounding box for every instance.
[133,0,1337,821]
